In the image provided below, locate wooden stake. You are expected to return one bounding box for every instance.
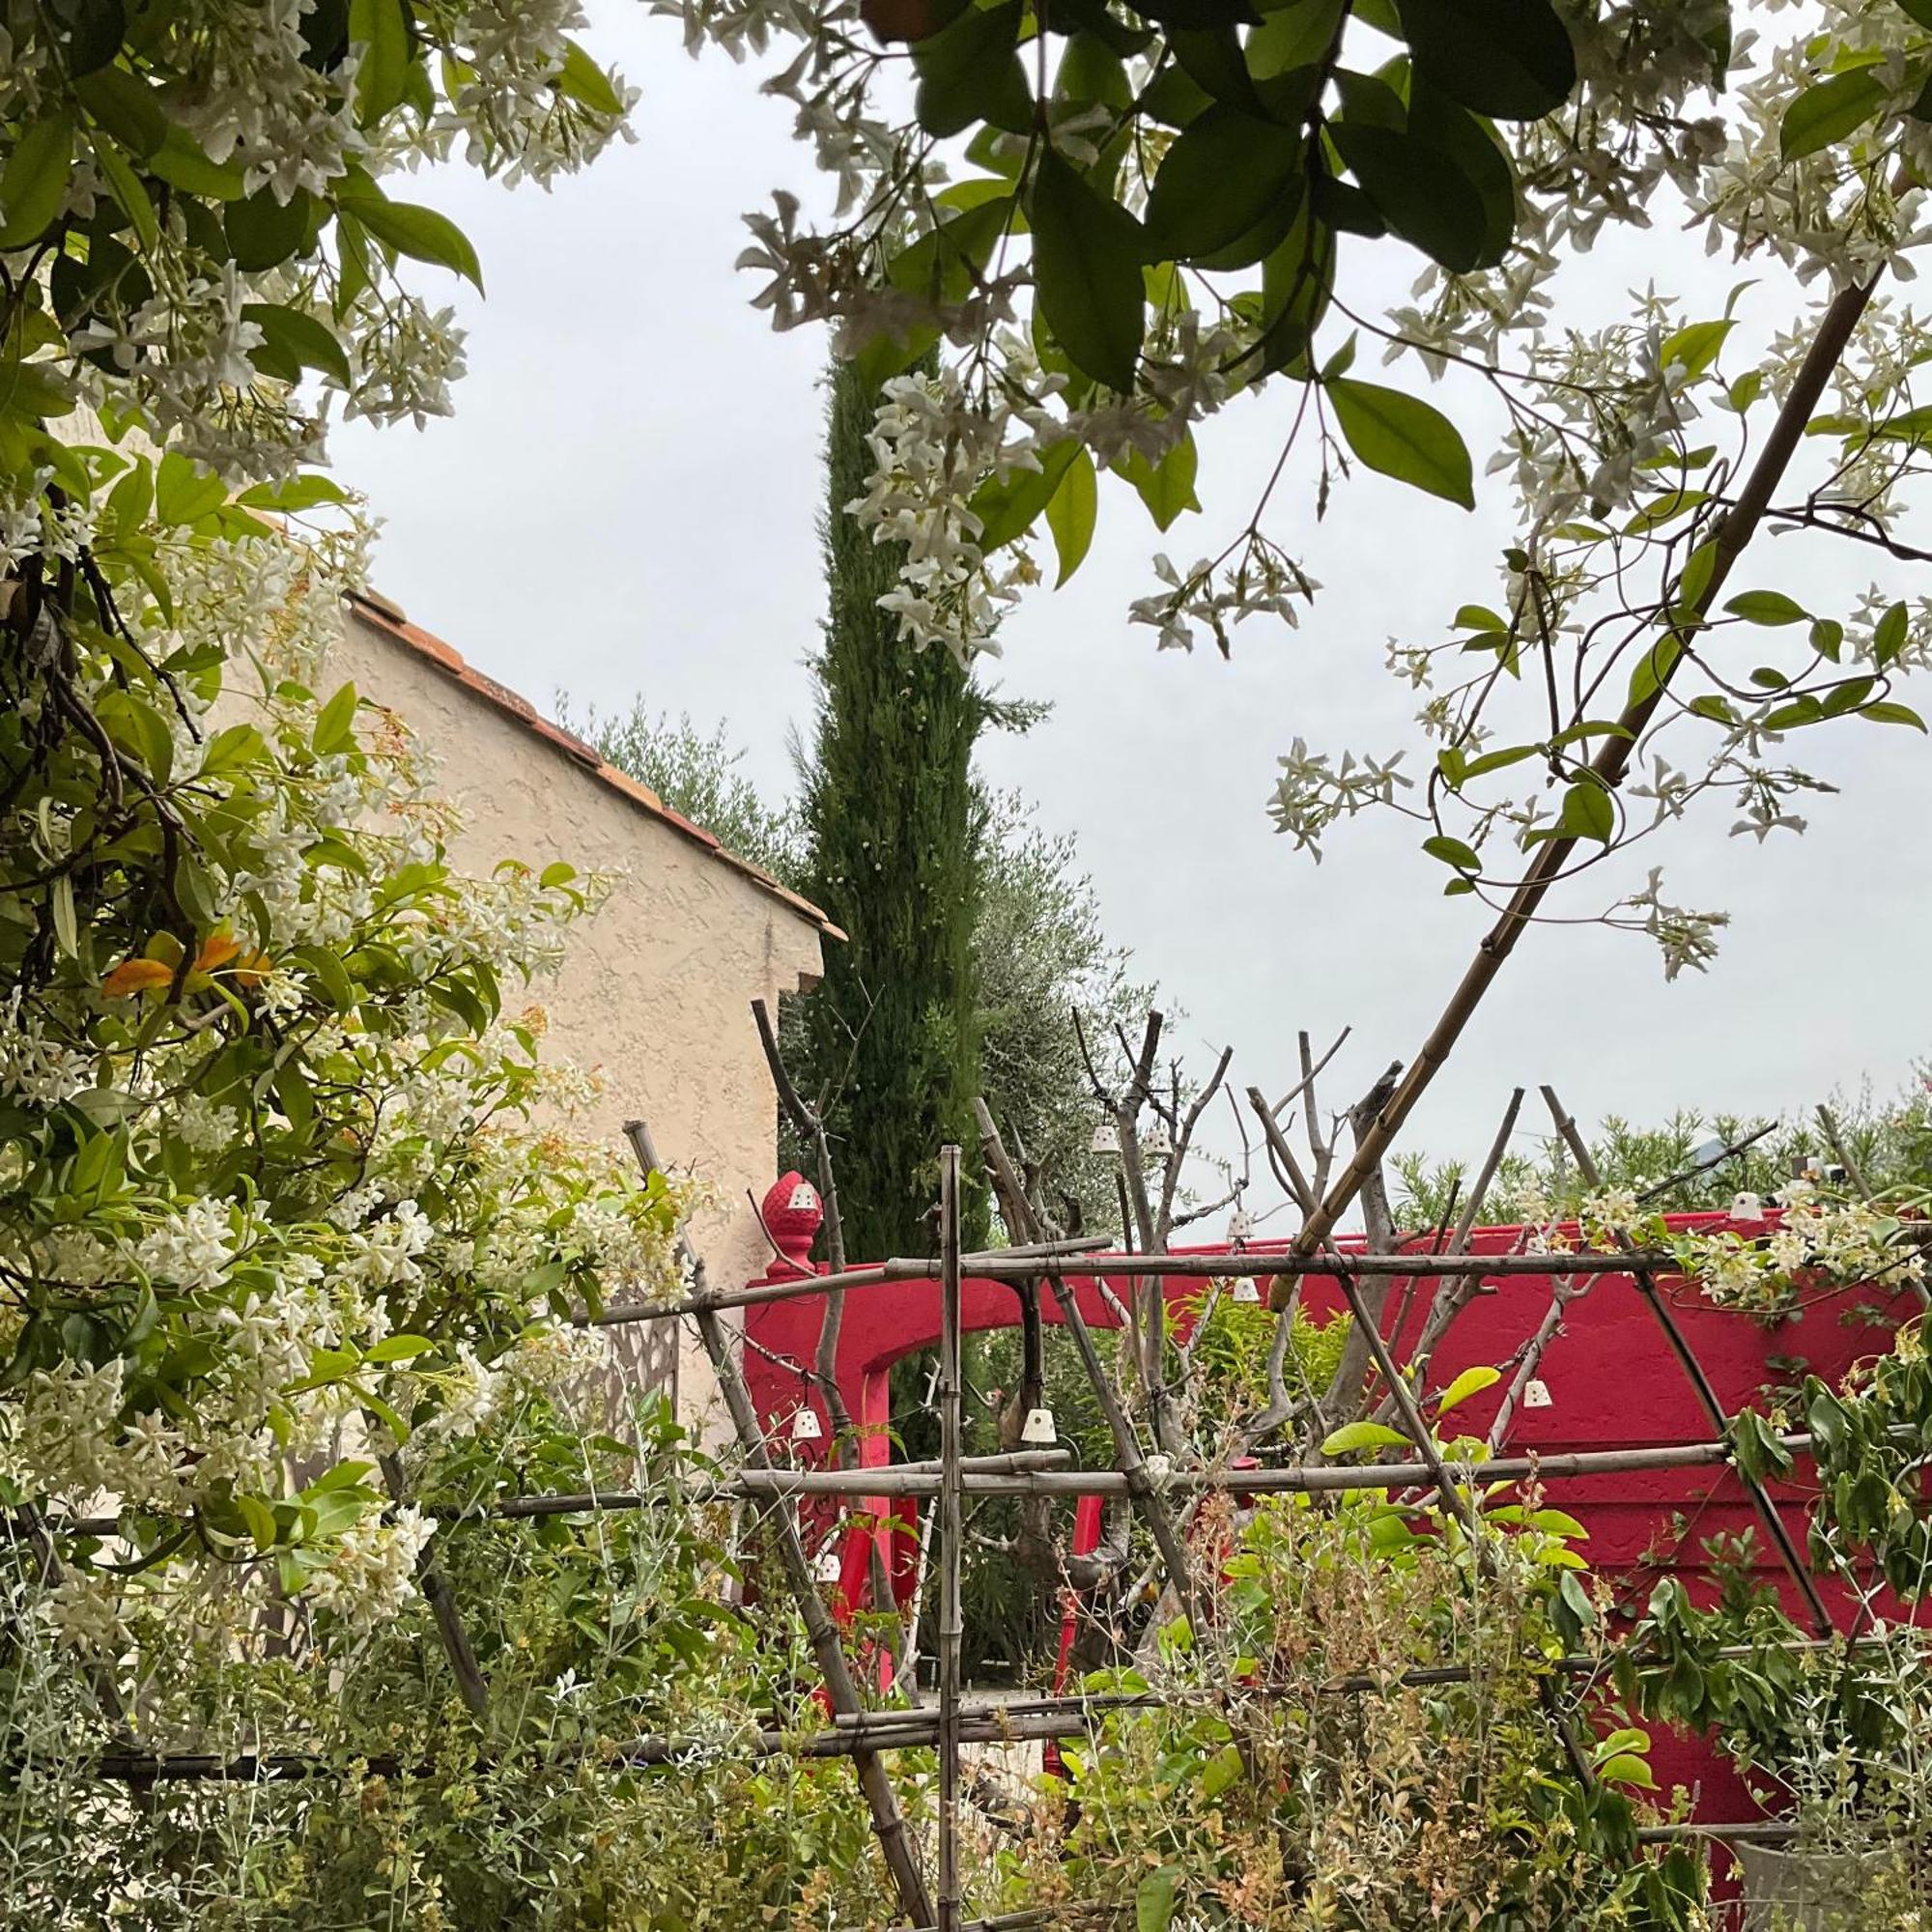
[937,1145,964,1932]
[1269,266,1889,1310]
[623,1120,934,1928]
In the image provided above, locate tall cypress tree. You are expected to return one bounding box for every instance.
[800,360,988,1260]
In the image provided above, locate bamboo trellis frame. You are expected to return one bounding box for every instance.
[20,1124,1918,1931]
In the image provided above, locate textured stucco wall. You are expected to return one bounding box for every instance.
[291,609,825,1432]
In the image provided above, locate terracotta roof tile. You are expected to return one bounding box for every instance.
[345,589,840,938]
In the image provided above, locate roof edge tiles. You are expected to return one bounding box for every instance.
[344,589,843,941]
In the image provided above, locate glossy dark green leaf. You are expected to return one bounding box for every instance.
[337,184,484,289]
[1144,104,1302,260]
[1053,31,1133,113]
[349,0,412,126]
[146,125,247,200]
[1247,0,1343,78]
[1167,27,1262,111]
[1780,68,1889,160]
[92,135,158,250]
[1327,376,1475,507]
[1861,699,1928,730]
[0,116,76,250]
[1130,0,1258,28]
[48,0,127,76]
[968,438,1083,551]
[1140,65,1215,129]
[1031,148,1146,390]
[1873,601,1909,665]
[242,303,354,386]
[1328,122,1488,272]
[1254,202,1337,375]
[226,187,314,269]
[914,2,1032,138]
[74,66,168,158]
[1395,0,1577,120]
[1406,82,1516,269]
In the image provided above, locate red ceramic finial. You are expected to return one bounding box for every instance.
[761,1171,823,1275]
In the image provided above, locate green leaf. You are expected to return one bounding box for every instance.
[1598,1751,1658,1789]
[969,439,1082,553]
[1201,1742,1245,1797]
[1723,589,1808,626]
[337,183,484,291]
[93,137,158,250]
[1329,122,1489,273]
[1321,1419,1413,1457]
[1660,318,1734,377]
[1045,445,1097,584]
[148,125,248,200]
[74,67,169,159]
[1327,377,1475,509]
[1558,781,1614,841]
[1626,634,1682,706]
[1406,82,1517,270]
[227,187,313,269]
[1436,1364,1501,1414]
[242,302,354,387]
[363,1333,435,1363]
[235,1493,279,1554]
[556,40,628,116]
[1861,699,1928,730]
[236,472,352,513]
[350,0,412,125]
[0,356,77,423]
[1780,69,1889,162]
[155,452,226,526]
[1144,105,1302,261]
[294,943,356,1012]
[1558,1567,1596,1628]
[1422,834,1482,873]
[1136,1867,1179,1932]
[914,2,1031,139]
[1395,0,1577,120]
[1872,601,1909,666]
[201,724,269,775]
[312,681,360,753]
[0,116,76,250]
[1031,150,1147,391]
[1119,434,1201,531]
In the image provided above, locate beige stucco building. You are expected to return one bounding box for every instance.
[331,586,836,1427]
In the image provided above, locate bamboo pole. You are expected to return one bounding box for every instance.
[35,1422,1886,1543]
[582,1243,1690,1327]
[1268,263,1890,1309]
[1540,1087,1833,1637]
[971,1100,1199,1624]
[378,1450,491,1721]
[623,1121,934,1928]
[70,1630,1927,1784]
[937,1144,965,1932]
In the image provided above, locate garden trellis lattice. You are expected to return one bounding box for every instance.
[31,1082,1932,1931]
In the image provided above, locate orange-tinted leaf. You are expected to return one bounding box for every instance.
[101,957,175,998]
[232,951,272,988]
[194,933,242,973]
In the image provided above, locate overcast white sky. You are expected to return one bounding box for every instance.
[335,4,1931,1196]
